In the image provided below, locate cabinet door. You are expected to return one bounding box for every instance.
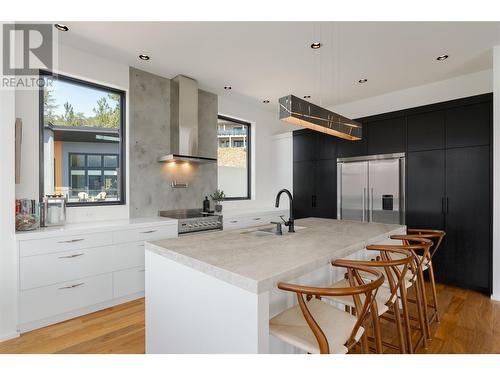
[445,146,491,292]
[407,110,445,152]
[313,160,336,218]
[293,161,315,219]
[317,133,337,160]
[293,130,317,162]
[366,117,406,155]
[336,135,367,158]
[406,150,447,281]
[445,102,491,148]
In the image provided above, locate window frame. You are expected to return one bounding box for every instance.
[38,70,126,207]
[217,115,251,201]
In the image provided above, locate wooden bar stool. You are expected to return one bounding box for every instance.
[405,229,446,324]
[388,235,434,349]
[269,260,384,354]
[323,247,413,354]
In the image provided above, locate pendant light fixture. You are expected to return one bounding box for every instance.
[279,24,362,141]
[279,95,362,140]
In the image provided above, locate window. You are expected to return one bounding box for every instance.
[217,115,251,200]
[39,71,125,205]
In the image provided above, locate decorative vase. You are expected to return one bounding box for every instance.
[215,204,222,213]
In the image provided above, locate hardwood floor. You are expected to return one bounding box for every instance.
[1,284,499,354]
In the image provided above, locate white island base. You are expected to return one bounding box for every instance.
[145,218,405,353]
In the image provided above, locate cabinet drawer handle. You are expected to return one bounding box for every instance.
[230,220,238,223]
[138,269,146,273]
[58,238,84,244]
[58,253,84,259]
[138,244,145,247]
[140,230,157,234]
[58,282,84,290]
[253,217,261,220]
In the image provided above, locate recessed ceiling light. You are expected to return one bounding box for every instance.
[358,78,368,83]
[224,86,232,90]
[54,24,69,32]
[139,54,150,61]
[263,100,270,104]
[303,95,311,99]
[310,42,321,49]
[436,54,449,61]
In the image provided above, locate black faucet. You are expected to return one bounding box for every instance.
[275,189,294,233]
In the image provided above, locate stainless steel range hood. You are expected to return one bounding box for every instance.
[158,75,217,164]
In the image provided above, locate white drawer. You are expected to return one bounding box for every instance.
[112,225,177,244]
[19,232,113,257]
[20,245,116,290]
[113,266,145,298]
[111,241,146,270]
[18,273,112,325]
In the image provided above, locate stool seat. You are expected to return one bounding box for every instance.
[324,278,390,316]
[269,298,364,354]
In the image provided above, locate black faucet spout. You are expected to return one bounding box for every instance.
[275,189,294,233]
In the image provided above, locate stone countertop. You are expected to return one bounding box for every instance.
[217,206,289,219]
[146,218,405,294]
[16,217,178,241]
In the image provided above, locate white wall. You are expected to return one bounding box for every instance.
[218,94,298,209]
[331,69,493,119]
[15,43,130,223]
[492,46,500,300]
[0,56,18,341]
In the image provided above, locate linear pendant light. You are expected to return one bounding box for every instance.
[279,95,362,141]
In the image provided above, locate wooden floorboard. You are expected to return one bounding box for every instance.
[1,284,499,354]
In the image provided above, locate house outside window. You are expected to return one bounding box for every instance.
[40,71,126,205]
[217,115,251,200]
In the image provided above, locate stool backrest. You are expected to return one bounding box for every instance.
[277,262,384,354]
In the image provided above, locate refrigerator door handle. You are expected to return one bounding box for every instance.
[362,188,366,222]
[370,188,374,222]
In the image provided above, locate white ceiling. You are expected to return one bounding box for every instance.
[58,22,500,110]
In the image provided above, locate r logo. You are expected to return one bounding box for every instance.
[2,24,53,75]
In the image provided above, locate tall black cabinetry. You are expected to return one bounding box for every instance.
[293,94,493,293]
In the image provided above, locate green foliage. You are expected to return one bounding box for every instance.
[210,189,226,203]
[44,89,121,129]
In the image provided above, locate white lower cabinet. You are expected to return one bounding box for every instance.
[19,273,113,325]
[113,266,146,298]
[16,220,177,332]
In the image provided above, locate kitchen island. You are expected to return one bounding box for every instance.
[145,218,405,353]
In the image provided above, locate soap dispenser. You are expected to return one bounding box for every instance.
[203,196,210,213]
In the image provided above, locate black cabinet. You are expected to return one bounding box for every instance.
[445,102,491,148]
[406,150,447,280]
[293,131,317,162]
[407,110,445,151]
[314,159,337,218]
[444,146,491,292]
[366,116,406,155]
[293,131,337,219]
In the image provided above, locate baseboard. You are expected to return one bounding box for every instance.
[0,331,20,342]
[18,292,144,334]
[490,294,500,301]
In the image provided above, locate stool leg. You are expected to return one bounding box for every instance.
[413,276,429,350]
[392,301,406,354]
[417,266,432,340]
[427,261,440,323]
[371,305,383,354]
[399,285,413,354]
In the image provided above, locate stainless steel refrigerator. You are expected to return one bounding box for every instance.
[337,153,405,225]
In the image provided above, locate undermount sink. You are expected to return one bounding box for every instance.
[240,225,307,237]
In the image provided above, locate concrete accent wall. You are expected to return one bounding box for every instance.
[129,67,217,218]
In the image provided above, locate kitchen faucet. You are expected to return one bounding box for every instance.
[275,189,295,233]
